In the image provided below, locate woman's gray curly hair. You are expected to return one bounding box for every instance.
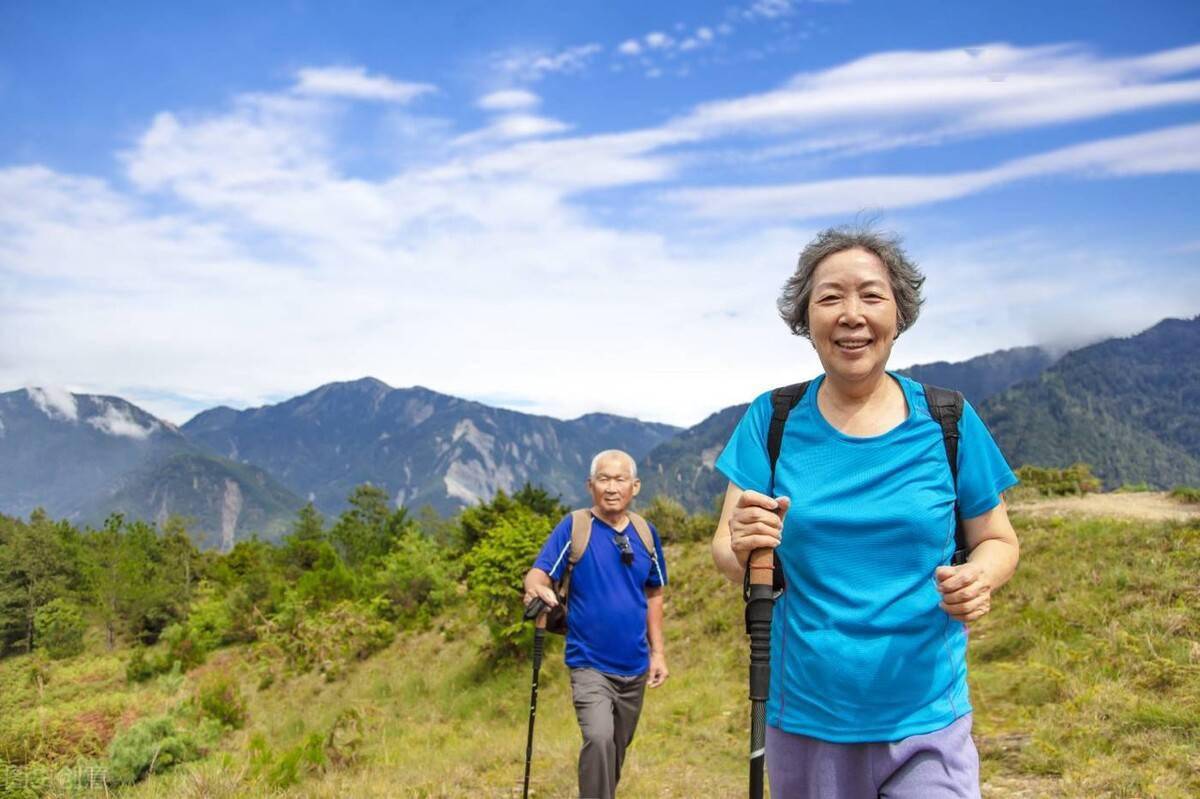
[777,225,926,339]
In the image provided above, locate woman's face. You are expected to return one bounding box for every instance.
[807,247,899,385]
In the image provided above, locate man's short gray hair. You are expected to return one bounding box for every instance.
[590,450,637,479]
[777,224,925,339]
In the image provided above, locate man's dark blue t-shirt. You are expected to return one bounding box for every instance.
[533,513,667,677]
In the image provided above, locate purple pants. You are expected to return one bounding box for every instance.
[765,714,980,799]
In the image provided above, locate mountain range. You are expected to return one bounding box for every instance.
[3,315,1197,545]
[181,377,679,516]
[0,388,300,549]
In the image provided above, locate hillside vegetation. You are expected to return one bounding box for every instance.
[1,492,1198,798]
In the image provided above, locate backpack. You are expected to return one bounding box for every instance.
[758,381,967,596]
[543,509,660,635]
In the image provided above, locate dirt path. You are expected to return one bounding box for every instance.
[1009,491,1199,522]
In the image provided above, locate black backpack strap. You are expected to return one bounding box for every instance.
[767,382,810,489]
[923,384,969,566]
[747,381,810,599]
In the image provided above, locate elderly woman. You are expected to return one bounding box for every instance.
[711,225,1020,799]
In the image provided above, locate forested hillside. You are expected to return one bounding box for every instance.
[981,316,1200,488]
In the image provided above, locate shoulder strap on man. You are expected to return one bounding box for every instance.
[922,383,969,566]
[626,512,658,564]
[569,509,593,564]
[556,509,595,603]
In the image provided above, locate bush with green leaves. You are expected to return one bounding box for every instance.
[267,600,394,681]
[640,494,716,543]
[465,506,553,655]
[183,584,235,652]
[1014,463,1102,496]
[1169,485,1200,504]
[33,598,85,659]
[106,716,200,785]
[195,673,247,729]
[367,531,456,627]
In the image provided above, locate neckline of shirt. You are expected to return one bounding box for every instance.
[806,371,917,444]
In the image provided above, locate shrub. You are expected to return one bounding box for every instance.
[1169,485,1200,504]
[1014,463,1102,496]
[367,532,456,627]
[34,599,86,660]
[268,601,394,681]
[184,586,236,652]
[641,494,716,543]
[159,622,207,671]
[106,716,200,785]
[195,673,247,729]
[125,647,158,683]
[464,507,552,655]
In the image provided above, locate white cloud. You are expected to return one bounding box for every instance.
[645,32,674,50]
[26,386,78,421]
[618,39,642,56]
[478,89,541,111]
[496,44,603,82]
[743,0,795,20]
[667,123,1200,220]
[677,42,1200,145]
[454,114,571,145]
[86,401,158,439]
[293,66,435,103]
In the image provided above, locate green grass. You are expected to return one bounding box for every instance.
[3,510,1198,798]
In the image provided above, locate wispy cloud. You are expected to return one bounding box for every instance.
[292,66,435,103]
[495,44,603,82]
[477,89,541,111]
[667,123,1200,219]
[678,43,1200,143]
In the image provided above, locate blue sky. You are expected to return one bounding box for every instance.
[2,0,1199,427]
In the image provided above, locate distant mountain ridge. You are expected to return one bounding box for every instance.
[9,315,1196,542]
[0,388,301,548]
[980,316,1200,489]
[182,378,681,515]
[898,346,1056,407]
[638,344,1059,510]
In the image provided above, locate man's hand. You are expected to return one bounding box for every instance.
[647,651,669,688]
[523,582,558,609]
[728,491,791,562]
[523,569,558,609]
[935,562,993,623]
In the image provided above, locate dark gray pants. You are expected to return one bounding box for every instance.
[570,668,648,799]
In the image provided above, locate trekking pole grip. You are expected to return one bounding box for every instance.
[748,547,774,587]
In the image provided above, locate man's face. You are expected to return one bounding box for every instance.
[587,454,640,515]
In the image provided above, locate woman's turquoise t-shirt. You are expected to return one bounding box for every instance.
[716,372,1018,743]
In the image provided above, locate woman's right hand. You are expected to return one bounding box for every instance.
[728,490,791,560]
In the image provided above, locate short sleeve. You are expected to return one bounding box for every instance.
[645,523,668,588]
[714,392,775,494]
[532,515,574,580]
[956,400,1020,519]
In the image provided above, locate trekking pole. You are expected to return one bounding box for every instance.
[744,548,775,799]
[521,596,549,799]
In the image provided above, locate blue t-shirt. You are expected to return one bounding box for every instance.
[716,372,1018,742]
[533,513,668,677]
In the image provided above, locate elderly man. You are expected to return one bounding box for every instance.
[523,449,669,799]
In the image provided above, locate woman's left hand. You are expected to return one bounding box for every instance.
[935,562,993,623]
